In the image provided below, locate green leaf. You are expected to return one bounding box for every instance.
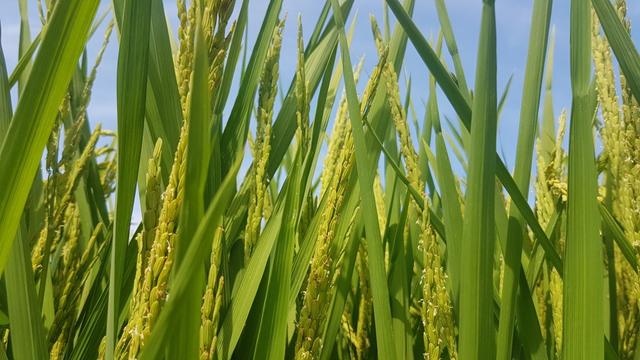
[0,26,12,133]
[107,0,153,355]
[457,0,498,358]
[168,9,211,358]
[319,209,362,360]
[599,204,638,272]
[306,2,331,51]
[8,32,40,89]
[497,75,514,117]
[362,117,446,239]
[540,27,557,160]
[214,0,249,116]
[145,0,183,176]
[496,0,553,358]
[0,35,47,357]
[253,167,298,360]
[216,190,285,359]
[526,203,563,287]
[220,0,283,171]
[69,226,112,360]
[0,0,99,279]
[563,1,603,358]
[4,206,47,360]
[389,194,413,359]
[515,270,549,360]
[329,1,395,358]
[434,0,470,98]
[430,76,464,308]
[16,0,32,94]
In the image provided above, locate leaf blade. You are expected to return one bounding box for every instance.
[562,1,603,358]
[107,0,153,355]
[0,0,99,279]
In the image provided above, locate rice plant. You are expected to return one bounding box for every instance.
[0,0,638,358]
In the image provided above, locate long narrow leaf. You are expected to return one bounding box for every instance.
[496,0,553,358]
[107,0,153,355]
[329,1,395,358]
[168,10,211,358]
[0,0,99,280]
[0,31,47,358]
[563,1,603,358]
[458,1,498,358]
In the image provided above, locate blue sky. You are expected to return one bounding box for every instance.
[1,0,640,205]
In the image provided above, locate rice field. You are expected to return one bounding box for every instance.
[0,0,638,359]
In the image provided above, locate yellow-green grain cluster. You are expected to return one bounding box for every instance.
[199,228,225,360]
[115,121,188,359]
[590,3,640,358]
[244,20,284,261]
